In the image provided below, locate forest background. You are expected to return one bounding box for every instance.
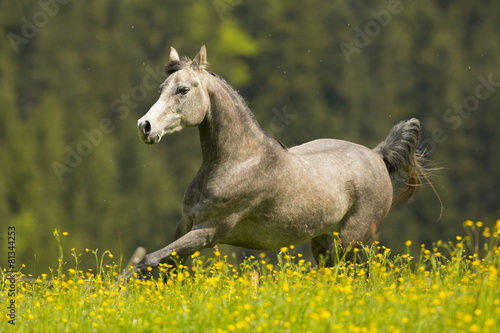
[1,0,499,273]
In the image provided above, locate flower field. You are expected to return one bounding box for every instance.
[2,220,500,332]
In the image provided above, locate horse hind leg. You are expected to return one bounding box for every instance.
[310,207,366,267]
[311,234,343,267]
[311,233,364,267]
[338,209,387,263]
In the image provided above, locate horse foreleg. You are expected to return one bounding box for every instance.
[121,226,217,281]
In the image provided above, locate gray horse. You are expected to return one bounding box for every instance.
[127,45,430,279]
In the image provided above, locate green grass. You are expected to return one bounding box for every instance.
[2,220,500,332]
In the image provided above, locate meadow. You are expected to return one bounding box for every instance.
[2,220,500,332]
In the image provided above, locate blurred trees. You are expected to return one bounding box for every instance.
[0,0,499,271]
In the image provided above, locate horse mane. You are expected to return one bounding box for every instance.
[207,71,288,150]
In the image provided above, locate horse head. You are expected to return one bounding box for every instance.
[137,45,210,144]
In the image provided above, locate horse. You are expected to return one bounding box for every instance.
[126,45,431,279]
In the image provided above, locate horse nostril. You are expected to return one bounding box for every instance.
[142,121,151,134]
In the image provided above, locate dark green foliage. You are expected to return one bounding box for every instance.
[1,0,499,272]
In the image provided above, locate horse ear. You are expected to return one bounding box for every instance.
[170,47,180,62]
[192,44,207,71]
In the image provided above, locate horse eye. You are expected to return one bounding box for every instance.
[177,87,190,95]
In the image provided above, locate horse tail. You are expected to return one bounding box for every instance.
[373,118,434,206]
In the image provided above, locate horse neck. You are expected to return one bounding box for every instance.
[198,75,272,167]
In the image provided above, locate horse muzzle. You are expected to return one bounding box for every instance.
[138,120,163,144]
